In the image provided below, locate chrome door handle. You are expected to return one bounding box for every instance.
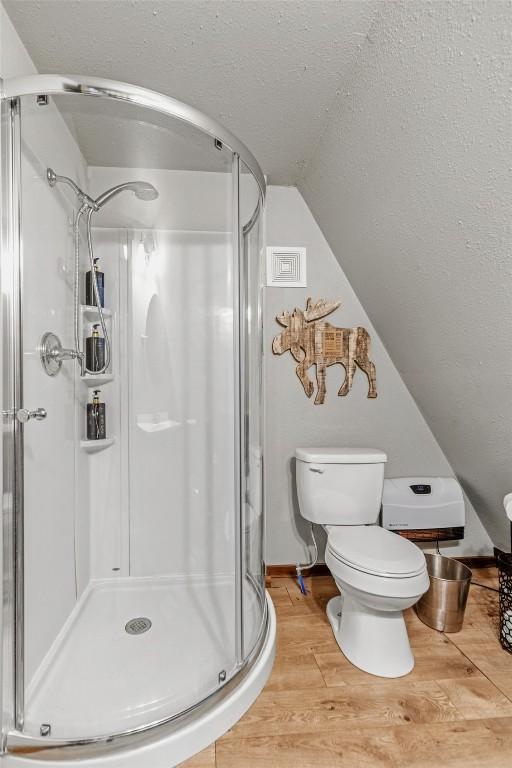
[16,407,47,423]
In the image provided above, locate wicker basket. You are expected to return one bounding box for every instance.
[495,548,512,653]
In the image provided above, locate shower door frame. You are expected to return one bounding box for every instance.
[0,74,268,758]
[1,92,24,750]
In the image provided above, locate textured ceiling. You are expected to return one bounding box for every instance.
[299,1,512,548]
[4,0,506,552]
[3,0,378,184]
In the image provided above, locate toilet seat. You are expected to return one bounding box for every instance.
[327,525,425,578]
[325,527,429,602]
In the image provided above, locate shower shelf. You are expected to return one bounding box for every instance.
[81,304,112,322]
[81,373,115,387]
[79,305,114,385]
[80,437,115,453]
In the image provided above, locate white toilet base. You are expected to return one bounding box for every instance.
[326,594,415,678]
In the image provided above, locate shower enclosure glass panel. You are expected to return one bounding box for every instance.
[1,86,265,747]
[240,162,265,658]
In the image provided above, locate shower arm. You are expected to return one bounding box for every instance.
[47,168,98,210]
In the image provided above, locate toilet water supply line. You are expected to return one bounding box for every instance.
[296,523,319,595]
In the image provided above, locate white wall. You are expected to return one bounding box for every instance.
[128,229,235,578]
[87,166,242,581]
[264,186,492,564]
[299,0,512,550]
[83,228,124,582]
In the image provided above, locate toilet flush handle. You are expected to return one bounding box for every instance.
[309,465,324,474]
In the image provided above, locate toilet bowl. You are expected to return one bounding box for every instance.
[295,447,429,678]
[325,525,429,677]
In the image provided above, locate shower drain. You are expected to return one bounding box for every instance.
[125,617,152,635]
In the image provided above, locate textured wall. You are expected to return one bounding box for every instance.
[265,186,492,564]
[300,0,512,550]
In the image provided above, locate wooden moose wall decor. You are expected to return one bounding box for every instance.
[272,298,378,405]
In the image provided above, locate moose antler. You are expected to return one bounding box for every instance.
[303,297,341,322]
[276,310,291,327]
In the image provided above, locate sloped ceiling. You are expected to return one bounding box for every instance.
[2,0,378,184]
[4,0,510,548]
[299,0,512,548]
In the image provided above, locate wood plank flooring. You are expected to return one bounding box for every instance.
[180,567,512,768]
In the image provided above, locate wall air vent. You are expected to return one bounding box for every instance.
[266,246,307,288]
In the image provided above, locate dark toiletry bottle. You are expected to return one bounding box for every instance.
[85,257,105,308]
[87,390,106,440]
[85,323,106,372]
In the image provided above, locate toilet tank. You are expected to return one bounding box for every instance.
[296,447,387,525]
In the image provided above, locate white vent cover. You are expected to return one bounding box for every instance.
[266,246,307,287]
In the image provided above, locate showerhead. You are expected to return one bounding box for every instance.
[47,168,158,211]
[94,181,159,209]
[134,183,159,202]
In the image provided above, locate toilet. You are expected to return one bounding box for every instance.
[296,447,429,678]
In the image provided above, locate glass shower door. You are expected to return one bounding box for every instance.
[1,93,82,736]
[126,222,239,719]
[1,75,269,759]
[6,89,244,740]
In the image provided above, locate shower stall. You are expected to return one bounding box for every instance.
[0,75,275,766]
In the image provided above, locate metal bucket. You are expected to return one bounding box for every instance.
[415,554,472,633]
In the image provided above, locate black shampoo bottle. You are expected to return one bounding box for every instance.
[85,323,106,372]
[86,257,105,308]
[87,389,106,440]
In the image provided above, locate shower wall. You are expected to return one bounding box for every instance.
[11,140,258,695]
[84,224,236,581]
[128,229,235,577]
[17,101,89,684]
[1,4,97,686]
[86,167,258,581]
[81,229,124,583]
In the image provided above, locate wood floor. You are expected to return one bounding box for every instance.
[180,567,512,768]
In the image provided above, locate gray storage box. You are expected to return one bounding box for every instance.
[382,477,465,539]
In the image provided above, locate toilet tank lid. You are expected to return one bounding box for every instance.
[295,447,387,464]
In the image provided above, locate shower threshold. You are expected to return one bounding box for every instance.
[23,574,259,740]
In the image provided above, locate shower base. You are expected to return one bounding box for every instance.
[23,574,265,741]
